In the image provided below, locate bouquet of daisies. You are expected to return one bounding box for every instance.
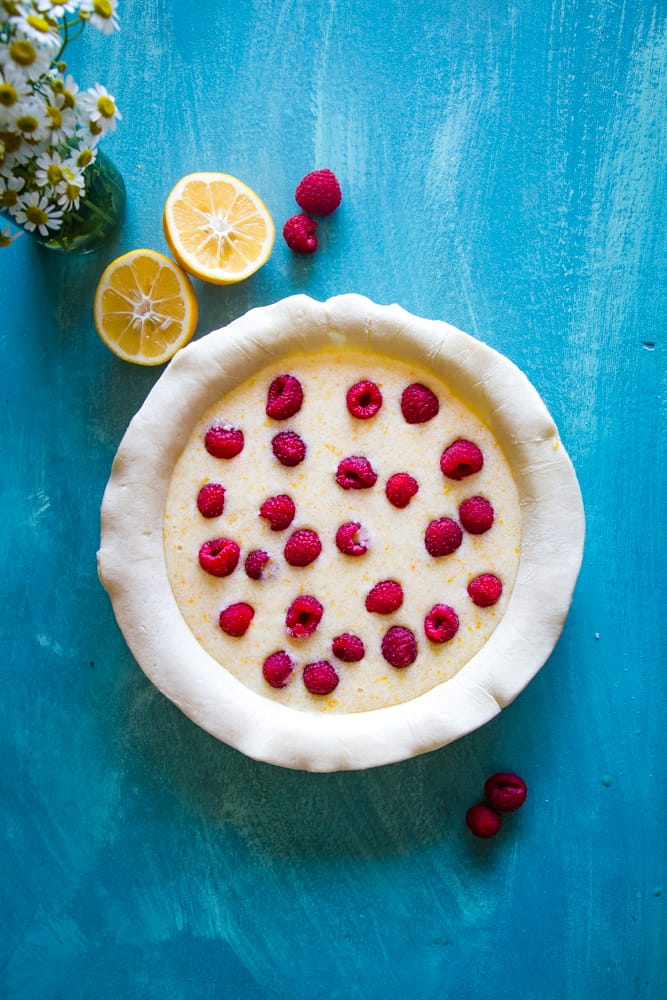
[0,0,121,247]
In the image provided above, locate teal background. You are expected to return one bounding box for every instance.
[1,1,665,997]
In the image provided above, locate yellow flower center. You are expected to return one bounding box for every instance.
[97,95,115,119]
[46,163,63,183]
[26,13,52,34]
[1,188,19,208]
[0,131,21,153]
[26,204,49,226]
[89,119,102,136]
[77,148,93,167]
[62,89,76,110]
[9,39,38,67]
[16,114,40,135]
[93,0,113,18]
[0,83,18,107]
[46,105,63,129]
[64,182,80,201]
[0,231,13,248]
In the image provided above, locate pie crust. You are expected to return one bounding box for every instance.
[98,294,585,771]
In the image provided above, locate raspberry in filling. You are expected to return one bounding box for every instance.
[272,430,306,467]
[385,472,419,509]
[484,772,528,812]
[459,495,495,535]
[335,455,377,490]
[381,625,418,668]
[244,549,270,580]
[465,803,501,839]
[265,373,304,420]
[284,528,322,567]
[346,380,383,419]
[198,537,240,577]
[285,594,324,638]
[424,604,459,643]
[335,521,368,556]
[259,493,296,531]
[425,517,463,557]
[468,573,503,607]
[332,632,365,662]
[303,660,339,695]
[440,438,483,480]
[196,482,226,518]
[218,602,255,637]
[204,425,244,459]
[400,382,440,424]
[365,579,404,614]
[262,650,294,689]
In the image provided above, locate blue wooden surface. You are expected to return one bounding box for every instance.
[1,2,665,997]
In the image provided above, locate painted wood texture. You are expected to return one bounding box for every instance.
[1,1,665,997]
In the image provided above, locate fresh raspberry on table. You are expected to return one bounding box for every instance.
[335,455,377,490]
[303,660,339,695]
[459,495,495,534]
[465,803,501,839]
[400,382,440,424]
[244,549,271,580]
[424,517,463,557]
[468,573,503,607]
[332,632,365,662]
[440,439,484,480]
[365,579,404,614]
[284,528,322,567]
[218,601,255,637]
[335,521,368,556]
[381,625,418,668]
[385,472,419,509]
[424,604,459,643]
[196,482,225,518]
[272,429,306,467]
[204,424,244,459]
[484,772,528,812]
[283,213,318,253]
[259,493,296,531]
[285,594,324,638]
[346,380,383,419]
[198,537,240,577]
[266,373,304,420]
[295,169,342,216]
[262,650,294,689]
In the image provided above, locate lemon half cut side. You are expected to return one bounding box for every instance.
[163,172,275,285]
[94,248,198,366]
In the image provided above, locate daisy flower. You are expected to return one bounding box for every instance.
[79,82,121,133]
[0,222,23,248]
[0,35,53,80]
[9,11,62,54]
[0,173,25,211]
[13,189,64,234]
[82,0,120,36]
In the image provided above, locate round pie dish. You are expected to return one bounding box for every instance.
[97,294,585,771]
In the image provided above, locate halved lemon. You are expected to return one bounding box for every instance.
[162,172,275,284]
[94,249,198,366]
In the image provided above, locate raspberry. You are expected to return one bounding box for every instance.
[204,424,244,459]
[385,472,419,509]
[266,373,304,420]
[335,521,368,556]
[196,482,225,518]
[285,594,323,638]
[400,383,440,424]
[262,650,294,689]
[424,604,459,643]
[468,573,503,607]
[346,380,383,419]
[259,494,296,531]
[424,517,463,557]
[332,632,365,662]
[198,537,240,577]
[272,430,306,467]
[459,495,495,534]
[465,804,501,839]
[303,660,339,695]
[381,625,418,668]
[440,439,483,480]
[484,772,528,812]
[244,549,270,580]
[218,602,254,637]
[283,213,318,253]
[295,169,342,216]
[335,455,377,490]
[365,579,404,614]
[284,528,322,567]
